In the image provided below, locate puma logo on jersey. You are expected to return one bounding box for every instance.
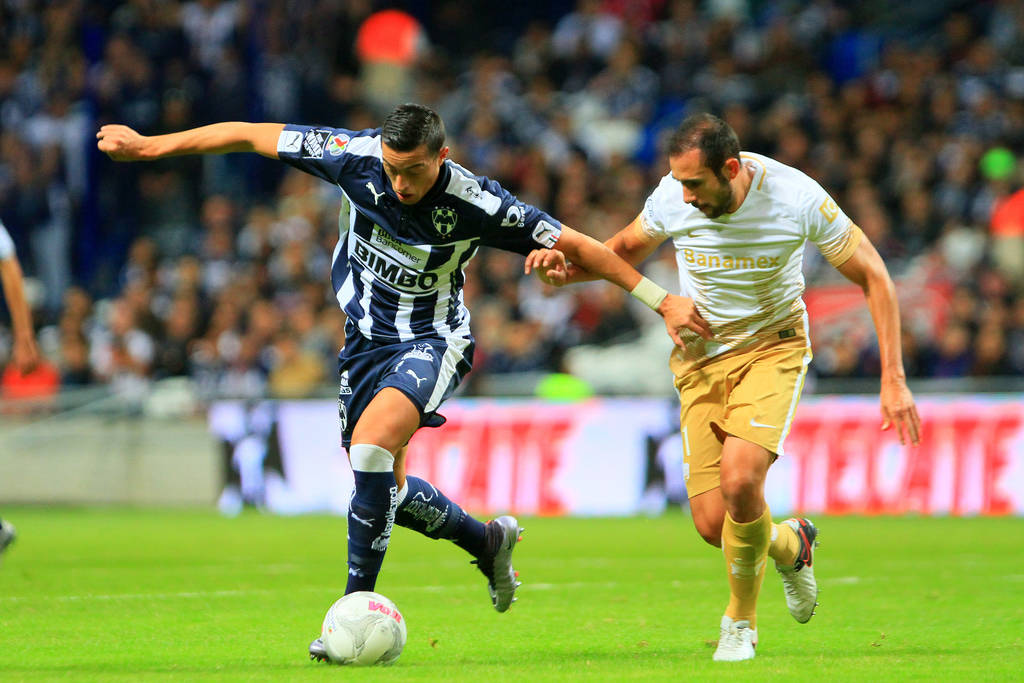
[366,181,386,205]
[683,248,781,270]
[405,369,428,387]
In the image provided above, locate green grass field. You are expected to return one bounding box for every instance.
[1,508,1021,681]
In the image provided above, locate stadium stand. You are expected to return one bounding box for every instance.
[0,0,1021,403]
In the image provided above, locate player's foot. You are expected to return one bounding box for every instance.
[217,486,242,517]
[470,515,523,612]
[776,517,819,623]
[309,637,328,662]
[0,519,16,556]
[712,615,757,662]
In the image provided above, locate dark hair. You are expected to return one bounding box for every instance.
[381,103,446,153]
[666,113,741,181]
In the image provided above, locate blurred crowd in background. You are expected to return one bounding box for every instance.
[1,0,1023,404]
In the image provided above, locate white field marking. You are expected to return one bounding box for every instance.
[0,588,285,603]
[0,578,704,604]
[523,581,621,591]
[826,576,863,585]
[524,557,710,569]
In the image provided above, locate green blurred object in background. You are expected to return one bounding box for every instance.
[980,146,1017,181]
[535,372,593,401]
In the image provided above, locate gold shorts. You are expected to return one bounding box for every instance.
[670,331,812,498]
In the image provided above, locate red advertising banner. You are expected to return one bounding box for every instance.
[771,397,1023,516]
[210,395,1023,517]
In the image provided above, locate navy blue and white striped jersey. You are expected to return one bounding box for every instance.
[276,125,562,346]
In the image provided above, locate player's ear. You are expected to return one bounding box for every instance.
[438,146,450,163]
[723,157,741,180]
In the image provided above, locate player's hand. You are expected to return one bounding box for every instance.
[96,124,150,161]
[11,334,40,375]
[524,248,568,286]
[880,375,920,446]
[657,294,712,347]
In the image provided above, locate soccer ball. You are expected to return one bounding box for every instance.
[321,591,407,666]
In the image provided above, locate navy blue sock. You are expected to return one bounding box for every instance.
[395,476,487,558]
[345,445,398,594]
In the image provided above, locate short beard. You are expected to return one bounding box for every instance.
[703,185,735,218]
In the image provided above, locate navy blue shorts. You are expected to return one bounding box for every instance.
[337,330,474,450]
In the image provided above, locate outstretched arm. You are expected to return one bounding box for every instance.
[835,235,921,445]
[97,122,285,161]
[527,224,711,345]
[0,255,39,374]
[526,213,663,285]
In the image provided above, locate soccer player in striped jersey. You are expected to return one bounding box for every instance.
[0,218,41,559]
[98,103,707,659]
[529,113,921,661]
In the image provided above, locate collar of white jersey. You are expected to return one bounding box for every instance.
[739,152,768,194]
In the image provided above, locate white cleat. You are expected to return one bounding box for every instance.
[776,518,819,623]
[0,519,15,558]
[713,615,757,661]
[217,486,243,518]
[471,516,523,612]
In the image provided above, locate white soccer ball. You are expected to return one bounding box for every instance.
[321,591,407,666]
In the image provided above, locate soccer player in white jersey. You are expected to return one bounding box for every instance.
[0,218,41,558]
[528,113,921,661]
[97,104,707,660]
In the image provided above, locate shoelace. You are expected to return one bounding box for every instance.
[721,624,750,647]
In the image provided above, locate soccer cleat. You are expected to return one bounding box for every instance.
[0,519,16,557]
[713,615,757,662]
[309,637,328,662]
[470,515,523,612]
[776,517,819,623]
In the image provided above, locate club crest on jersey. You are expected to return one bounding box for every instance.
[431,207,458,236]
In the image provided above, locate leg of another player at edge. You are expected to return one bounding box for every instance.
[719,436,775,630]
[690,465,800,567]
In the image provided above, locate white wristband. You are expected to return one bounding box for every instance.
[630,276,668,311]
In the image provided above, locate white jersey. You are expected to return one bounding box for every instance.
[0,220,14,261]
[641,151,861,362]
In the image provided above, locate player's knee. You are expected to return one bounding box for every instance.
[719,471,761,506]
[351,394,420,453]
[351,422,407,455]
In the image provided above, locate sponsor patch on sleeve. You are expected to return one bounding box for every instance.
[639,196,664,237]
[302,129,332,159]
[500,203,525,228]
[327,133,350,156]
[819,197,840,223]
[277,129,303,154]
[531,220,560,248]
